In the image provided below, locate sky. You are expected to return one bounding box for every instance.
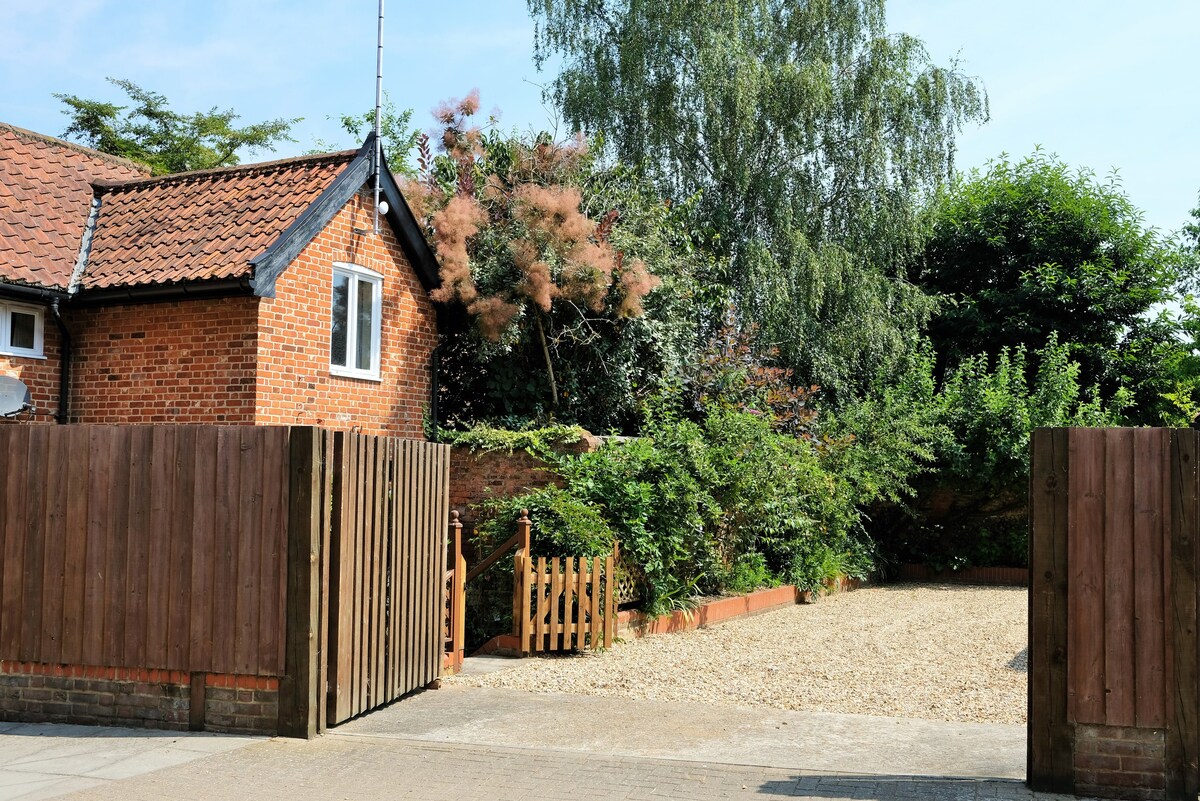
[2,0,1196,237]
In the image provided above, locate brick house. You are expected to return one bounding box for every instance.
[0,122,439,436]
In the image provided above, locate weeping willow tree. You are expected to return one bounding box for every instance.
[529,0,988,398]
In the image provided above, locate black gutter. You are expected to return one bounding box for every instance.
[0,283,69,303]
[49,300,71,424]
[69,278,254,306]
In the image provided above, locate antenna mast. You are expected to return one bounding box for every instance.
[373,0,385,235]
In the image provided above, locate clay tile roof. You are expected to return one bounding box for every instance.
[81,149,357,290]
[0,123,148,290]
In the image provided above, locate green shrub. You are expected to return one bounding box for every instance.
[474,486,615,557]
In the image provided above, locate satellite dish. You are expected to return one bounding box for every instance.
[0,376,32,417]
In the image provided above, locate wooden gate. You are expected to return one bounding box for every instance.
[324,432,450,725]
[1029,428,1199,800]
[518,554,617,653]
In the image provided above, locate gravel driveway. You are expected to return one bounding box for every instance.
[447,584,1028,725]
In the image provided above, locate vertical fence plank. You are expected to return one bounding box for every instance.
[1134,428,1167,728]
[329,431,352,724]
[60,425,90,664]
[534,557,546,653]
[1103,428,1135,726]
[211,427,240,673]
[258,427,287,676]
[389,439,401,693]
[1068,428,1106,724]
[604,554,616,647]
[1167,429,1200,799]
[17,426,47,662]
[145,425,176,669]
[167,427,196,672]
[399,440,414,695]
[101,426,131,666]
[1028,428,1074,793]
[189,426,218,672]
[278,427,321,739]
[0,428,27,659]
[317,430,334,733]
[433,444,449,682]
[121,426,151,668]
[38,427,69,666]
[589,557,601,649]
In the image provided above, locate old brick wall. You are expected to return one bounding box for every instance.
[450,435,603,524]
[1073,724,1166,800]
[255,188,438,438]
[66,296,259,424]
[0,661,278,735]
[0,319,62,424]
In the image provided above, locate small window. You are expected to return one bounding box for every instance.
[0,302,44,359]
[330,263,382,380]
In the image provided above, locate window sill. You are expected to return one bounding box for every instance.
[0,350,46,360]
[330,366,382,383]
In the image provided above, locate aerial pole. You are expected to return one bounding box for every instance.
[373,0,385,234]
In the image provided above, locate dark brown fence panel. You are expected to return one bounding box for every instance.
[325,432,450,726]
[0,424,291,677]
[1030,427,1200,800]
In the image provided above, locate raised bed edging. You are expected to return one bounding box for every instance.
[897,564,1028,586]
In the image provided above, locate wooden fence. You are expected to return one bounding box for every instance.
[326,433,450,725]
[0,425,450,738]
[1029,428,1199,799]
[519,554,616,653]
[0,425,290,676]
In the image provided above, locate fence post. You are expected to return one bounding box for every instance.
[513,510,532,652]
[448,511,465,673]
[278,426,322,739]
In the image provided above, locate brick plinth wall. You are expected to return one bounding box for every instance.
[1074,724,1166,801]
[450,435,602,524]
[0,661,279,735]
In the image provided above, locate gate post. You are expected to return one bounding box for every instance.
[1028,428,1073,793]
[278,426,323,739]
[513,510,532,653]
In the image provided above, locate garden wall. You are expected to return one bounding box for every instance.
[449,434,603,524]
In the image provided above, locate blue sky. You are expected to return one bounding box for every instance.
[3,1,1196,236]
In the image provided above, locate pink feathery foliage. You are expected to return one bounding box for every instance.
[467,295,520,340]
[429,195,485,304]
[616,258,662,317]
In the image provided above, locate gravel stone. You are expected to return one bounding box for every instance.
[447,583,1028,725]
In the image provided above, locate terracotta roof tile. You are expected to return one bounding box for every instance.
[0,123,148,290]
[81,150,356,290]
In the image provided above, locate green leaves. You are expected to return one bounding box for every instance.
[55,78,299,175]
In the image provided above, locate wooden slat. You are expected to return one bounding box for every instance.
[0,428,27,659]
[374,437,387,701]
[1133,428,1167,727]
[19,426,47,662]
[258,427,287,676]
[1102,428,1135,726]
[399,440,415,695]
[1028,428,1073,794]
[1167,429,1200,799]
[317,430,334,733]
[101,426,131,666]
[210,427,240,673]
[120,426,151,667]
[604,554,616,647]
[145,425,176,669]
[328,431,351,723]
[60,425,90,664]
[37,427,69,665]
[432,444,449,682]
[189,426,218,671]
[167,427,196,672]
[550,557,561,651]
[534,557,546,653]
[1067,428,1106,724]
[235,426,262,674]
[349,433,365,715]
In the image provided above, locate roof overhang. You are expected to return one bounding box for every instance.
[248,133,441,298]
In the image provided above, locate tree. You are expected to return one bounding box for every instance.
[414,93,708,431]
[527,0,987,398]
[55,78,299,175]
[917,151,1185,412]
[317,93,421,178]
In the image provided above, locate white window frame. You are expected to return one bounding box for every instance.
[0,301,45,359]
[329,262,383,381]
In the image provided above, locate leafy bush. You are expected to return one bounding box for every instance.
[473,486,615,557]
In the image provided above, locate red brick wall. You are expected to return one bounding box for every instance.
[66,297,259,424]
[255,188,438,437]
[450,436,602,522]
[0,320,61,424]
[0,660,278,735]
[1074,723,1166,801]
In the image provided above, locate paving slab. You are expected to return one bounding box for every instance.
[337,685,1025,779]
[0,723,260,801]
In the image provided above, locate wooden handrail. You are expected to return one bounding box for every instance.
[466,531,521,583]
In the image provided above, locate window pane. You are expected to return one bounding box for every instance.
[355,278,375,371]
[330,273,350,367]
[10,311,35,351]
